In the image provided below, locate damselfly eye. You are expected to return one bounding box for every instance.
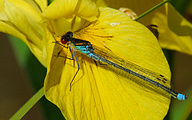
[60,32,73,44]
[61,37,67,44]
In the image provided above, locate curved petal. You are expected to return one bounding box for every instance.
[48,17,73,36]
[42,0,98,21]
[0,20,47,67]
[159,4,192,55]
[75,0,98,21]
[43,0,98,36]
[0,21,26,43]
[0,0,8,20]
[95,0,192,55]
[95,0,165,25]
[168,4,192,36]
[42,0,78,19]
[23,0,43,12]
[71,16,91,32]
[35,0,48,11]
[45,7,170,119]
[47,16,92,36]
[4,0,47,66]
[4,0,44,45]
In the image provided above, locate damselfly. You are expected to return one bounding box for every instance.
[55,31,187,100]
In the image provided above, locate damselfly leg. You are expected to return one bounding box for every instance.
[54,41,80,91]
[70,48,80,91]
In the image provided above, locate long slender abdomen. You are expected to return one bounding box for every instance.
[88,52,186,100]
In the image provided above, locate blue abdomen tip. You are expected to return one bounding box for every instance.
[177,93,187,100]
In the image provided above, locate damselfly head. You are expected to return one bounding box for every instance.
[61,32,73,44]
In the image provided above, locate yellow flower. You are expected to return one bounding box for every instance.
[165,3,192,54]
[43,0,171,119]
[1,0,172,119]
[94,0,192,55]
[1,0,48,67]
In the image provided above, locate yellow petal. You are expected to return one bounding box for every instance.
[49,17,73,36]
[167,4,192,36]
[35,0,48,11]
[0,21,47,67]
[48,16,91,36]
[71,16,91,32]
[45,7,171,119]
[74,0,98,21]
[0,0,8,20]
[0,21,26,43]
[95,0,165,25]
[42,0,98,21]
[4,0,44,45]
[95,0,192,55]
[48,16,92,36]
[159,4,192,55]
[42,0,78,19]
[23,0,43,13]
[4,0,47,67]
[43,0,98,36]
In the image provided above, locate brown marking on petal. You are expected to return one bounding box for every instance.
[92,34,113,38]
[33,0,43,12]
[119,8,137,20]
[103,46,112,52]
[146,24,159,40]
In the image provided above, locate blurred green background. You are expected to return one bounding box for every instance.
[0,0,192,120]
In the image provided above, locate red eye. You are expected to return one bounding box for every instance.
[61,38,67,44]
[61,32,72,44]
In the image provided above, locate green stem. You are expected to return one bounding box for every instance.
[10,87,44,120]
[134,0,170,21]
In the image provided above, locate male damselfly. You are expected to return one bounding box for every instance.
[55,31,187,100]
